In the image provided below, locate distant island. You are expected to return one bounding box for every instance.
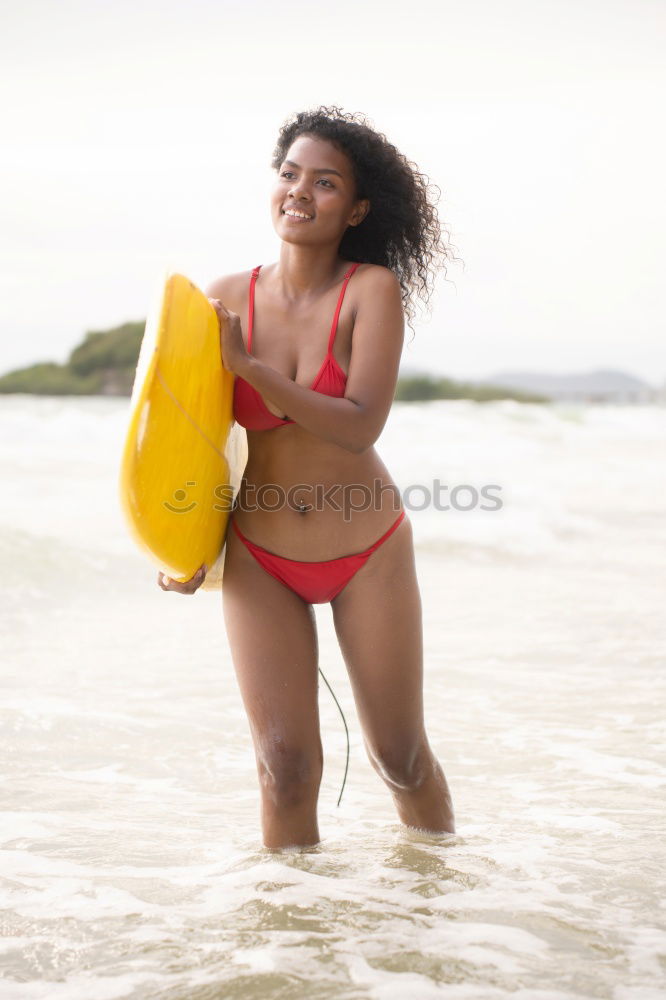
[393,374,545,403]
[0,320,546,403]
[482,368,661,405]
[0,321,143,397]
[2,322,660,405]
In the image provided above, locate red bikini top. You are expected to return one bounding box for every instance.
[232,261,361,431]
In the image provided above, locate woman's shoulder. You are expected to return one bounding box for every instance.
[351,264,402,312]
[353,262,401,290]
[204,268,256,308]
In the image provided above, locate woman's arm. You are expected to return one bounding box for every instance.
[213,267,404,455]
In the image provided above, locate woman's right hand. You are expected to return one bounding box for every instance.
[157,563,207,595]
[208,298,250,376]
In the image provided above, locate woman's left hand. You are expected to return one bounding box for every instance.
[208,298,249,375]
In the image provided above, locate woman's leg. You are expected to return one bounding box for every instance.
[331,516,455,834]
[222,523,323,850]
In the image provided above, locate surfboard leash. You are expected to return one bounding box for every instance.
[317,667,350,807]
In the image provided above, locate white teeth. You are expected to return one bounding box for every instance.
[284,210,312,219]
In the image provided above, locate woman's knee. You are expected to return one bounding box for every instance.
[366,738,432,792]
[255,741,324,807]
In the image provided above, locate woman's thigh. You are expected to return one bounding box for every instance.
[331,516,428,779]
[221,523,322,779]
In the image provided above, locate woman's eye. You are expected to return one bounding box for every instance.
[280,171,333,188]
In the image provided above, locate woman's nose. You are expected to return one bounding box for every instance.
[289,178,312,200]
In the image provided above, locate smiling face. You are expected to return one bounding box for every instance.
[271,134,370,248]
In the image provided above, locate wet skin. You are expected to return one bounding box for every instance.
[158,135,455,848]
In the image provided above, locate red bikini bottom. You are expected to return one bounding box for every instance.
[231,509,406,604]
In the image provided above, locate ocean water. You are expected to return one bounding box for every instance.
[1,394,665,1000]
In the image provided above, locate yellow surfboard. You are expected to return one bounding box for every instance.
[119,272,247,591]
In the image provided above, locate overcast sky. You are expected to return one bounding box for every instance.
[1,0,664,383]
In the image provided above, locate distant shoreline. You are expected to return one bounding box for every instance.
[3,321,659,405]
[0,319,546,404]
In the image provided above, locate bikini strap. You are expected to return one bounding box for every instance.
[250,262,358,355]
[247,265,262,352]
[327,262,361,354]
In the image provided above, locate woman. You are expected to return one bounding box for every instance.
[158,107,457,850]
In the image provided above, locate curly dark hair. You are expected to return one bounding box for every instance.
[270,105,462,334]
